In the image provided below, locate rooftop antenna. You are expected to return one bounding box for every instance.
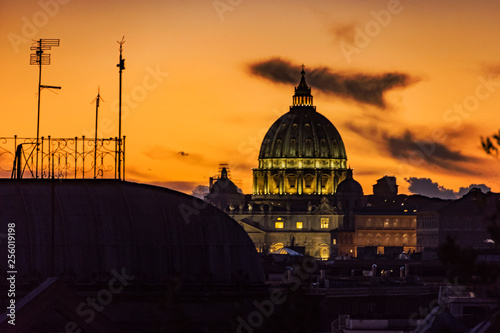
[91,87,104,179]
[116,36,125,180]
[30,38,60,178]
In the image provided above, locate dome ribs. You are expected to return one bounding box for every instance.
[258,109,347,162]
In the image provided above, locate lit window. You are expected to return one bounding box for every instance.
[321,217,329,228]
[275,222,284,229]
[333,238,337,245]
[296,222,303,229]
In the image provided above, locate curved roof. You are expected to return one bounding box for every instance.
[210,168,240,195]
[259,107,347,160]
[337,169,363,194]
[259,69,346,161]
[0,180,264,284]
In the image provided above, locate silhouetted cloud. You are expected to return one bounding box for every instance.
[406,177,491,199]
[344,121,473,173]
[384,130,471,172]
[248,57,415,108]
[457,184,492,197]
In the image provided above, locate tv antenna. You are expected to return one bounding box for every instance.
[30,38,60,178]
[116,36,125,180]
[91,87,104,179]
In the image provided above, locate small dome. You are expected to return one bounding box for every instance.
[337,169,363,194]
[210,167,240,195]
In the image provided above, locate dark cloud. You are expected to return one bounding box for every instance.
[248,57,416,108]
[457,184,492,197]
[405,177,456,199]
[384,130,471,172]
[406,177,491,199]
[345,121,473,173]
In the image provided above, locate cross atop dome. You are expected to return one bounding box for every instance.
[293,64,313,107]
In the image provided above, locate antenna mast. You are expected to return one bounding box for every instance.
[116,36,125,180]
[30,38,60,178]
[91,87,104,179]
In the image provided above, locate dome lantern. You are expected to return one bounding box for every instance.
[292,64,313,107]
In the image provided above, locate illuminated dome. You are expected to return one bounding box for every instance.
[259,107,346,160]
[252,67,348,196]
[259,68,346,161]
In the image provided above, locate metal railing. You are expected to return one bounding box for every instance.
[0,136,125,180]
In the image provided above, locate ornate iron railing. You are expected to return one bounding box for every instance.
[0,136,125,180]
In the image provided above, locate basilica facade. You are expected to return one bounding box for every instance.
[205,68,364,259]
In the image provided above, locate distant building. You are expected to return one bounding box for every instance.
[373,175,398,198]
[353,209,417,258]
[205,166,244,211]
[417,188,500,252]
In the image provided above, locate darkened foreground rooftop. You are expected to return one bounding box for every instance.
[0,179,264,284]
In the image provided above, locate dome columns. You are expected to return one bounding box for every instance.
[263,171,269,195]
[252,168,347,197]
[278,171,285,195]
[252,173,258,195]
[316,170,323,194]
[297,171,303,195]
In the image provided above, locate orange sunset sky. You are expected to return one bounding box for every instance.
[1,0,500,198]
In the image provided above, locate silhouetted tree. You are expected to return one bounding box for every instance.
[481,130,500,155]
